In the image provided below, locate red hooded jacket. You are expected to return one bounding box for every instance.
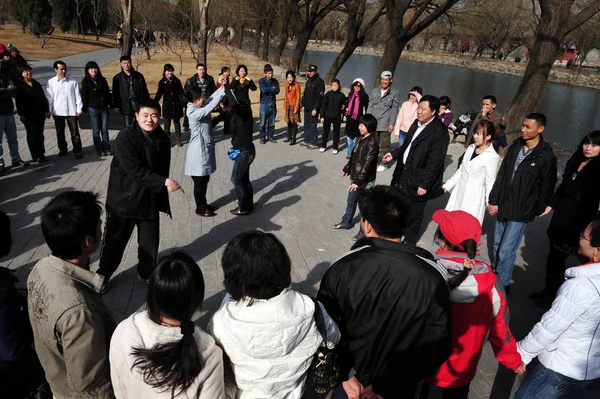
[426,250,522,388]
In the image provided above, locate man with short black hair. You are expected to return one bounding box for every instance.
[382,94,450,244]
[258,63,280,144]
[300,64,325,149]
[27,191,116,398]
[98,100,183,290]
[465,95,503,149]
[183,63,216,131]
[317,185,451,399]
[488,112,557,293]
[112,55,150,127]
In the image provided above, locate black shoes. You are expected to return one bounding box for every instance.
[230,207,253,216]
[260,140,267,144]
[352,231,365,241]
[137,274,150,284]
[196,208,217,217]
[283,138,290,143]
[37,155,48,163]
[75,152,83,160]
[333,223,350,230]
[58,150,68,156]
[289,141,296,146]
[268,138,277,143]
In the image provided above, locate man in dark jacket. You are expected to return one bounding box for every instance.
[301,64,325,149]
[98,100,183,289]
[317,185,451,399]
[382,95,450,244]
[112,55,150,127]
[183,63,216,131]
[488,113,557,292]
[0,58,24,175]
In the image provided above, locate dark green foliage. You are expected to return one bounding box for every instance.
[9,0,53,35]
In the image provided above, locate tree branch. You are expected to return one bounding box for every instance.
[565,2,600,35]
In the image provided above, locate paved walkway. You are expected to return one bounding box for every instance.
[0,49,562,399]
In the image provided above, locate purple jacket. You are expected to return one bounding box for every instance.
[439,110,453,127]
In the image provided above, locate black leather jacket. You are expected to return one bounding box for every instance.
[343,133,379,186]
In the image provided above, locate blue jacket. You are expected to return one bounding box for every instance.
[258,77,280,107]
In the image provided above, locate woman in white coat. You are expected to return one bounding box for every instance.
[514,219,600,398]
[208,230,340,399]
[185,77,226,217]
[443,120,500,224]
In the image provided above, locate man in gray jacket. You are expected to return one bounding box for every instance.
[27,191,116,399]
[367,71,400,172]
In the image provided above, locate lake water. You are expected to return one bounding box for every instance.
[302,50,600,152]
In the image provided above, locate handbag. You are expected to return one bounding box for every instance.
[303,299,340,397]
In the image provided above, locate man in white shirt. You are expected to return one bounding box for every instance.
[382,95,450,244]
[46,61,83,159]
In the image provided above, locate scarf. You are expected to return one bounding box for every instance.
[346,91,360,120]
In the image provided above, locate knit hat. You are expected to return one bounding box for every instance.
[307,64,318,72]
[380,70,393,79]
[352,78,365,87]
[7,44,18,53]
[433,210,481,248]
[264,64,273,73]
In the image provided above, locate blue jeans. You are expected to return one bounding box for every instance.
[492,218,527,286]
[88,108,111,152]
[231,151,254,211]
[340,181,375,228]
[303,111,318,145]
[0,114,20,166]
[515,362,600,399]
[346,136,356,157]
[259,105,276,141]
[399,130,407,146]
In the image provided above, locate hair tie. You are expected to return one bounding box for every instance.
[463,258,476,269]
[180,321,195,336]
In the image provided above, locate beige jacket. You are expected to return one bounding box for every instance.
[27,255,116,399]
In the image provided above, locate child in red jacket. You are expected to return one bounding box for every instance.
[421,210,525,398]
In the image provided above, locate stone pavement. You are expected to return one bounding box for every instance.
[0,50,562,399]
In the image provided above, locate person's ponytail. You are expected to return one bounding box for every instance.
[447,238,478,289]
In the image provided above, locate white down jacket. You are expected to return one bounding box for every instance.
[208,288,340,399]
[517,262,600,380]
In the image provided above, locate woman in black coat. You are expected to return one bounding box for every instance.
[154,63,184,146]
[230,64,257,107]
[15,65,50,163]
[81,61,113,156]
[531,130,600,306]
[344,78,369,158]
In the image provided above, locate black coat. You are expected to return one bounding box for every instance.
[301,73,325,112]
[489,137,557,222]
[344,91,369,139]
[0,65,16,115]
[390,117,450,201]
[230,78,257,107]
[106,123,172,220]
[547,155,600,247]
[112,70,150,115]
[343,133,379,186]
[16,78,48,120]
[184,73,216,98]
[81,76,112,111]
[155,76,184,120]
[317,238,451,397]
[320,90,346,119]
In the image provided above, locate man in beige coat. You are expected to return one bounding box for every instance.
[27,191,116,399]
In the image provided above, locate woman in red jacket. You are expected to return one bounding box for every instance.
[421,210,525,398]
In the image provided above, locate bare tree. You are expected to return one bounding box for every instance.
[273,2,293,65]
[197,0,211,64]
[502,0,600,143]
[120,0,134,56]
[72,0,89,38]
[90,0,107,40]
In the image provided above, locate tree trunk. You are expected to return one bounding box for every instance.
[121,0,134,56]
[197,1,209,64]
[291,28,312,73]
[254,22,262,57]
[376,35,408,87]
[273,13,291,66]
[325,39,362,82]
[262,19,273,61]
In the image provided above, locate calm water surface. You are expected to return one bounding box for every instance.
[302,50,600,152]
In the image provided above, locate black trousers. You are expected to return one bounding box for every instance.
[212,109,231,133]
[321,117,342,149]
[54,115,82,153]
[21,117,45,160]
[122,113,135,127]
[97,212,160,281]
[164,118,181,135]
[404,200,428,245]
[544,240,571,293]
[191,175,210,213]
[419,383,470,399]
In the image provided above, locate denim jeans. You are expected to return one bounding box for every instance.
[303,111,318,145]
[340,181,375,228]
[88,108,111,152]
[231,151,254,211]
[259,105,276,141]
[399,130,408,146]
[0,114,21,166]
[346,136,356,157]
[492,218,527,286]
[515,362,600,399]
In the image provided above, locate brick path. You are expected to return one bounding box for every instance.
[0,49,561,399]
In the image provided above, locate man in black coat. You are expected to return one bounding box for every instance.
[97,100,183,290]
[317,185,451,399]
[183,63,216,131]
[488,113,557,292]
[382,94,450,244]
[300,64,325,149]
[112,55,150,127]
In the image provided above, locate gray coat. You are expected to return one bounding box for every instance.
[184,89,226,176]
[367,87,401,131]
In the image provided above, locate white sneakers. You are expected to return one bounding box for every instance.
[320,148,326,153]
[377,164,389,172]
[332,150,338,155]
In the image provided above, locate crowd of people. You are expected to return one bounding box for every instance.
[1,43,600,399]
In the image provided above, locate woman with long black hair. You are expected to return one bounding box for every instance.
[81,61,113,156]
[155,64,185,146]
[530,130,600,307]
[110,251,234,398]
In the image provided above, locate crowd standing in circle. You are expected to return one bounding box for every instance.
[1,42,600,399]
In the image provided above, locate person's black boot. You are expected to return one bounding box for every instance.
[290,125,298,145]
[504,285,511,296]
